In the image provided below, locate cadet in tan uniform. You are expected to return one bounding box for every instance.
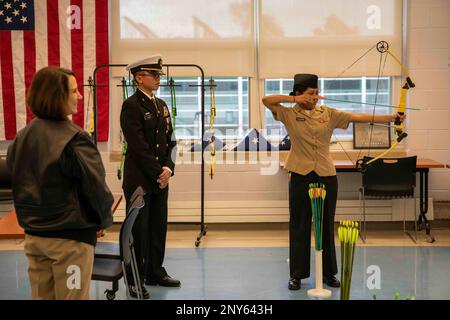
[262,74,406,290]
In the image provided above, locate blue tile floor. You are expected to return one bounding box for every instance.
[0,246,449,300]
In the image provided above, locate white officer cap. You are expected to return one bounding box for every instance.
[126,54,165,75]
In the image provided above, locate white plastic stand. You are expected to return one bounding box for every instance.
[307,250,332,299]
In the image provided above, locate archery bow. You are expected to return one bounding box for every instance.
[85,77,95,136]
[331,40,415,171]
[209,78,216,179]
[355,41,415,171]
[169,77,177,130]
[118,77,130,180]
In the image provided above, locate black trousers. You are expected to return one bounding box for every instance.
[125,188,169,285]
[289,171,338,279]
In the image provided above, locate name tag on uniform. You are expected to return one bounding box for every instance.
[296,117,306,122]
[144,112,153,120]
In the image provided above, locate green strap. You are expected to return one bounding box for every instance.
[169,78,177,130]
[118,77,131,180]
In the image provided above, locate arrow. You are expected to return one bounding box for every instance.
[321,97,420,111]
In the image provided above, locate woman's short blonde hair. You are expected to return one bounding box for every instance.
[27,66,75,120]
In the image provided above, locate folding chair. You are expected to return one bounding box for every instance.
[359,156,417,243]
[91,186,146,300]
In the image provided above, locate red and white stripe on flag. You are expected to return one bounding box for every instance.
[0,0,109,141]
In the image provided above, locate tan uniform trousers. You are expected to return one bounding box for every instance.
[24,234,94,300]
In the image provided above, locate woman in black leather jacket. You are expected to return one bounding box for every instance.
[7,67,114,300]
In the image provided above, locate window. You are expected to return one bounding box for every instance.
[265,77,391,140]
[259,0,403,78]
[112,0,403,149]
[264,79,293,139]
[113,0,254,77]
[125,77,249,140]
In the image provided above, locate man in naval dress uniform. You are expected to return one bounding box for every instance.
[120,55,179,298]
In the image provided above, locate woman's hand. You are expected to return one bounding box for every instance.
[96,229,105,238]
[293,94,326,110]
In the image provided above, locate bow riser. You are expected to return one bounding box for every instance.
[394,87,408,138]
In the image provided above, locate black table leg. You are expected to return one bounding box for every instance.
[417,169,435,243]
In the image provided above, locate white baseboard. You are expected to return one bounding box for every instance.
[112,198,434,223]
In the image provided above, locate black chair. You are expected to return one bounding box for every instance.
[0,157,13,202]
[94,189,143,259]
[359,156,417,243]
[91,186,146,300]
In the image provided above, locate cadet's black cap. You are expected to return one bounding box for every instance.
[289,74,318,95]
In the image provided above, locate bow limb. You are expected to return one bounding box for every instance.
[359,139,401,169]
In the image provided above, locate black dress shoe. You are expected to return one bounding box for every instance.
[145,275,181,287]
[323,275,341,288]
[128,285,150,299]
[288,277,301,290]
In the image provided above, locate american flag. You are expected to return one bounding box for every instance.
[0,0,109,141]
